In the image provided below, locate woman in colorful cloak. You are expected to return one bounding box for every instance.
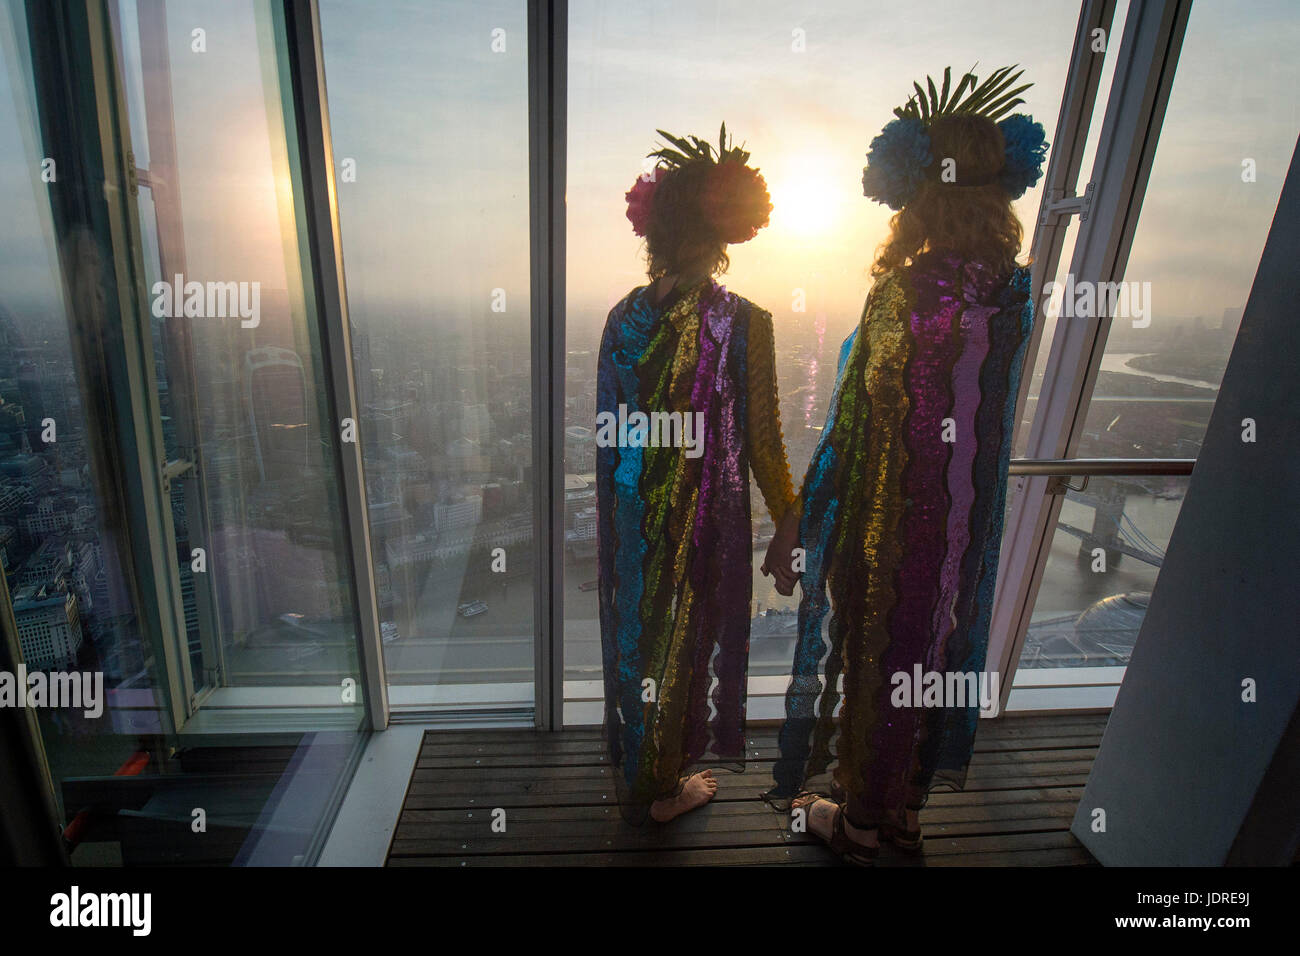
[597,127,797,824]
[766,68,1048,864]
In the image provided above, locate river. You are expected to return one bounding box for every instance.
[1098,352,1221,390]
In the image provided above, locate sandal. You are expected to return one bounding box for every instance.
[827,781,924,852]
[880,821,924,852]
[791,793,878,866]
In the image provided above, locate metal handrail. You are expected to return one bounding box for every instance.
[1009,458,1195,477]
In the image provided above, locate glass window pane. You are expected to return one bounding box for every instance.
[1017,1,1300,684]
[563,0,1081,719]
[1,0,158,817]
[1014,1,1129,459]
[1020,475,1186,670]
[318,0,534,710]
[117,0,367,714]
[0,0,369,864]
[1074,0,1300,459]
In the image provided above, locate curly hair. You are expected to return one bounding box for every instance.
[872,113,1025,278]
[643,161,731,282]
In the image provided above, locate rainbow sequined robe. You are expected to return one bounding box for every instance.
[770,253,1034,822]
[596,279,792,823]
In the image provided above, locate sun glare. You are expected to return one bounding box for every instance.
[771,155,845,237]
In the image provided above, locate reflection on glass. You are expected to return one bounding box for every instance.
[563,0,1078,699]
[318,0,534,702]
[1074,0,1299,459]
[0,0,159,851]
[120,0,364,699]
[0,0,368,864]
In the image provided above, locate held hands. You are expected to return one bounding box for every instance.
[760,506,802,597]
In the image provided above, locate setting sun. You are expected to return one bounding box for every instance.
[770,155,845,237]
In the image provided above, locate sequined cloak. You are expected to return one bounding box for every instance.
[596,280,771,823]
[770,254,1035,820]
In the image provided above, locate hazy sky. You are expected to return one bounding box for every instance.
[2,0,1298,350]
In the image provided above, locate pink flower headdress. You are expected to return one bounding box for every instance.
[624,123,771,243]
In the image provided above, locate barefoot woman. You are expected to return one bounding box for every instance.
[766,68,1047,861]
[598,127,797,824]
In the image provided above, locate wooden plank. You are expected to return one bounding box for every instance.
[973,734,1103,752]
[915,799,1078,827]
[413,723,1105,758]
[922,847,1095,866]
[975,717,1108,738]
[416,715,1106,750]
[925,785,1084,807]
[389,822,787,856]
[413,738,1100,769]
[401,765,1091,809]
[407,749,1095,784]
[388,844,821,866]
[398,799,768,827]
[401,765,1092,791]
[898,828,1085,856]
[395,790,1079,835]
[390,806,780,848]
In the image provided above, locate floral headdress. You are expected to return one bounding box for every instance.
[861,65,1049,211]
[625,123,772,243]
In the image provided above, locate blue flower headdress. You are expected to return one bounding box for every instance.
[861,65,1048,210]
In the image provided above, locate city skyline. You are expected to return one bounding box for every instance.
[2,1,1296,335]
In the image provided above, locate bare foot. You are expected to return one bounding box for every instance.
[650,770,718,822]
[805,798,879,849]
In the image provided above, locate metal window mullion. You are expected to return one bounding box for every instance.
[82,0,194,730]
[282,0,388,730]
[1013,0,1117,453]
[988,0,1193,709]
[983,0,1119,710]
[131,0,229,691]
[528,0,567,731]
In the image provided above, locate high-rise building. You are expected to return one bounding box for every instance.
[12,583,82,669]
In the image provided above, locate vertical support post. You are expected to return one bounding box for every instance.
[281,0,388,729]
[528,0,567,731]
[1014,0,1117,454]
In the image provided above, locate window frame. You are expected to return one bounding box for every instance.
[2,0,1212,742]
[287,0,1200,727]
[987,0,1195,710]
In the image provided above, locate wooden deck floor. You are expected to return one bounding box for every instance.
[387,712,1104,866]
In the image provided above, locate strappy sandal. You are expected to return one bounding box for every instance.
[880,821,924,853]
[791,793,878,866]
[827,781,924,852]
